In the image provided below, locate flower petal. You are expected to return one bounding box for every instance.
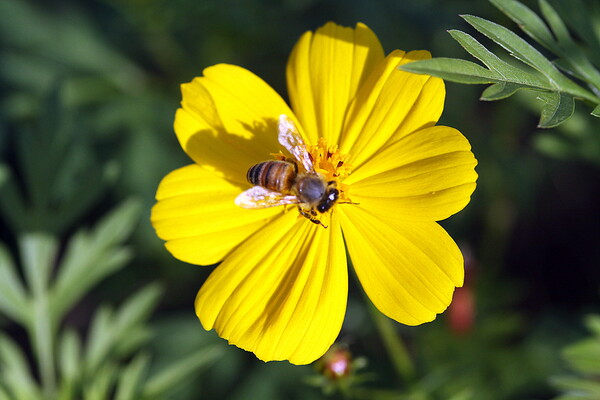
[287,22,384,144]
[339,206,463,325]
[340,50,445,169]
[196,212,348,365]
[151,164,281,265]
[175,64,297,184]
[345,125,477,221]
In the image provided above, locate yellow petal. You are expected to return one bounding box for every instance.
[345,125,478,221]
[175,64,298,184]
[151,164,281,265]
[340,50,445,169]
[339,206,463,325]
[196,212,348,365]
[286,22,384,144]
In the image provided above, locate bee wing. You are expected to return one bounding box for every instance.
[235,186,300,209]
[278,114,315,173]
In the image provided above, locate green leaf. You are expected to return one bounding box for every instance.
[481,82,522,100]
[19,233,57,296]
[58,329,82,385]
[84,284,161,376]
[553,58,587,81]
[551,376,600,397]
[539,1,600,94]
[553,314,600,399]
[562,338,600,375]
[538,0,571,44]
[560,315,600,375]
[93,199,143,251]
[461,14,563,84]
[51,199,141,321]
[0,242,29,323]
[592,104,600,117]
[555,0,600,67]
[84,306,114,375]
[410,13,592,129]
[114,328,151,360]
[489,0,557,51]
[448,30,527,76]
[113,284,162,334]
[585,315,600,336]
[19,234,58,393]
[0,386,12,400]
[402,53,557,91]
[0,79,119,235]
[142,345,224,398]
[111,284,163,357]
[0,0,146,94]
[0,334,42,400]
[56,330,82,400]
[401,57,501,84]
[537,92,575,128]
[492,0,600,97]
[114,353,150,400]
[83,364,116,400]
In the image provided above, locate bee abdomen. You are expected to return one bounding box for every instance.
[247,160,296,193]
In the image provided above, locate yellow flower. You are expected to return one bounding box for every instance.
[151,22,478,365]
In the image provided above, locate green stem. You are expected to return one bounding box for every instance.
[30,292,56,398]
[21,235,58,399]
[349,261,416,385]
[558,77,600,104]
[366,301,416,384]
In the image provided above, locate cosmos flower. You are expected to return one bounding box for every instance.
[151,22,478,365]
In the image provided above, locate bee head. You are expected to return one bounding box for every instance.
[316,182,339,213]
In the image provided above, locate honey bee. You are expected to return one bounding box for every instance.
[235,115,339,227]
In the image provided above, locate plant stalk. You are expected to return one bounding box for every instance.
[367,301,416,385]
[21,235,58,399]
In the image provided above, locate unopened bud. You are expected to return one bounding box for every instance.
[449,286,475,335]
[319,346,352,380]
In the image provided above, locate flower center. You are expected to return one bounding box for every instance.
[307,138,353,202]
[273,137,353,202]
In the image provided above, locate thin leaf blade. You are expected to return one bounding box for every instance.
[490,0,557,50]
[401,57,501,84]
[0,242,29,323]
[0,334,42,400]
[539,0,571,44]
[481,82,522,101]
[462,14,563,84]
[537,92,575,128]
[19,233,58,296]
[448,30,519,74]
[114,354,150,400]
[142,345,224,398]
[51,199,141,321]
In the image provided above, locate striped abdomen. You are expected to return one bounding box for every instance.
[246,160,297,194]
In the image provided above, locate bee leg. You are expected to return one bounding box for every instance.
[298,207,328,228]
[298,207,311,221]
[310,218,328,228]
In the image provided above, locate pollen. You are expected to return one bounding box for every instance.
[271,138,354,202]
[308,138,353,202]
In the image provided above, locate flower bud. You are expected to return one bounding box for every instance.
[318,346,352,380]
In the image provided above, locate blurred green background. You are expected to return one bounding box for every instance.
[1,0,599,399]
